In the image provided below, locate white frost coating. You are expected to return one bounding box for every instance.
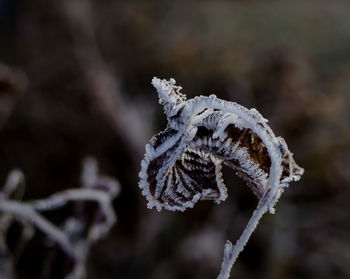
[138,77,304,278]
[152,77,186,118]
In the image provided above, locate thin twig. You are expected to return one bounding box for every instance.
[0,199,76,257]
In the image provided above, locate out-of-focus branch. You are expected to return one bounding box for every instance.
[0,157,120,279]
[32,188,116,240]
[61,0,148,160]
[0,199,76,257]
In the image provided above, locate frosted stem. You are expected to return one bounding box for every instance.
[0,189,116,259]
[0,200,75,257]
[32,189,112,213]
[217,200,269,279]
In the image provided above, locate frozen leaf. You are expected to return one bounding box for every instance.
[139,77,304,278]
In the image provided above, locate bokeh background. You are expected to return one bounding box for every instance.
[1,0,350,278]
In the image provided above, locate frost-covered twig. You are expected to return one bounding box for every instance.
[0,199,76,257]
[0,169,28,279]
[217,199,268,279]
[0,157,120,279]
[139,78,304,278]
[31,188,116,239]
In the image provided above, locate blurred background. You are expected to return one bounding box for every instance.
[1,0,350,278]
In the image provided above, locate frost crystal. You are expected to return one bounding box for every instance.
[139,77,304,278]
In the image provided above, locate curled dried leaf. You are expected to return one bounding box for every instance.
[138,77,304,278]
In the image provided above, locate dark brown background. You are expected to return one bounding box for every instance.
[1,0,350,278]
